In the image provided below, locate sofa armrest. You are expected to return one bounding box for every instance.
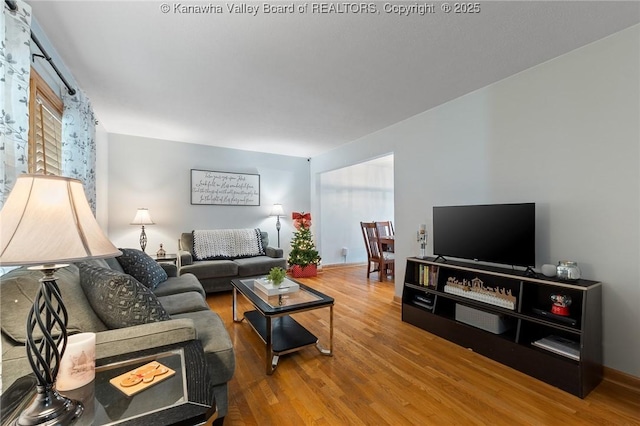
[178,250,193,267]
[159,262,178,277]
[265,246,283,258]
[95,318,196,360]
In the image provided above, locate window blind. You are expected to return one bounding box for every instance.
[29,69,63,176]
[32,98,62,175]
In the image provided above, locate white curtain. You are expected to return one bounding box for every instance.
[0,1,31,208]
[62,89,97,213]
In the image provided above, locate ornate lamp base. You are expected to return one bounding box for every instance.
[15,266,84,425]
[13,385,82,426]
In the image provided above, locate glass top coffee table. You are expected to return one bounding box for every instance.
[231,277,334,375]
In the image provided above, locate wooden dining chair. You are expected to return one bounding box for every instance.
[361,222,395,281]
[376,221,395,253]
[376,221,394,237]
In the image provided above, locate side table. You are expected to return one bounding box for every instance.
[1,340,216,426]
[151,253,178,264]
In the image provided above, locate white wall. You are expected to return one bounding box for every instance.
[311,25,640,377]
[107,134,310,257]
[319,155,394,265]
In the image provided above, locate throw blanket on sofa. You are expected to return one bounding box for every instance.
[192,229,265,260]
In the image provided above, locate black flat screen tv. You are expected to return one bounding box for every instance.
[432,203,535,267]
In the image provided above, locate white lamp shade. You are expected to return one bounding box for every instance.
[0,175,121,266]
[269,204,284,217]
[130,208,154,225]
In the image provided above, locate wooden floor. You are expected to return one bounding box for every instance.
[207,265,640,426]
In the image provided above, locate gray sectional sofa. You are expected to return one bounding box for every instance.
[179,230,287,293]
[0,251,235,421]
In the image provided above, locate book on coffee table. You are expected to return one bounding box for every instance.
[254,278,300,296]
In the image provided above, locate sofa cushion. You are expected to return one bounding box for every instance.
[157,292,209,315]
[78,263,170,329]
[234,256,288,277]
[153,273,206,299]
[1,265,107,343]
[180,260,238,279]
[116,248,168,290]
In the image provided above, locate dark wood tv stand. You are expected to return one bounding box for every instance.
[402,257,603,398]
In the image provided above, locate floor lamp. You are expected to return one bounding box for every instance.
[269,204,284,248]
[0,175,121,425]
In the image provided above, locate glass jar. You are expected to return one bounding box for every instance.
[556,261,581,280]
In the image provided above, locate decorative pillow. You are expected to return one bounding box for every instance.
[1,265,107,343]
[116,248,168,290]
[78,263,170,330]
[192,228,265,260]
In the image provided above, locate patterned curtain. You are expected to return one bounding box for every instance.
[62,89,97,213]
[0,1,31,208]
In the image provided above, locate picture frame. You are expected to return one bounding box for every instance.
[191,169,260,206]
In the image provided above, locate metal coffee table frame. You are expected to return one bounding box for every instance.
[232,277,334,375]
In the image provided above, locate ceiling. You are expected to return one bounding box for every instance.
[27,1,640,158]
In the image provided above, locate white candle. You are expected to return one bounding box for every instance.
[57,332,96,391]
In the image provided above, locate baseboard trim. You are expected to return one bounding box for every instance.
[603,367,640,393]
[321,262,367,269]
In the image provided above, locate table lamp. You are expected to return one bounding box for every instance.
[130,208,154,252]
[0,175,121,425]
[269,204,284,248]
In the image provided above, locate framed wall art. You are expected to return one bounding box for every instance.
[191,169,260,206]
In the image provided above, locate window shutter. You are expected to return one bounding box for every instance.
[29,69,64,176]
[32,99,62,175]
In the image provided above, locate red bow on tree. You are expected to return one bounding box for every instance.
[292,212,312,230]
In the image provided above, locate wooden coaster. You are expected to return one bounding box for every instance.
[109,361,175,397]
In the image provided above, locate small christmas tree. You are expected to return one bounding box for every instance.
[288,212,320,277]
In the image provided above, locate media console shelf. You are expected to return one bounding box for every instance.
[402,257,602,398]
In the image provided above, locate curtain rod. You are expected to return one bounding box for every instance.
[5,0,76,96]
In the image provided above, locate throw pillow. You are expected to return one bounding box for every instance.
[116,248,168,290]
[78,262,170,330]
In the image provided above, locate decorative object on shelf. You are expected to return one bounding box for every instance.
[156,243,167,258]
[131,208,155,252]
[267,266,286,286]
[269,203,285,247]
[288,212,320,278]
[417,224,427,258]
[541,264,557,277]
[550,294,572,316]
[556,261,581,280]
[57,333,96,392]
[444,276,516,310]
[0,175,121,426]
